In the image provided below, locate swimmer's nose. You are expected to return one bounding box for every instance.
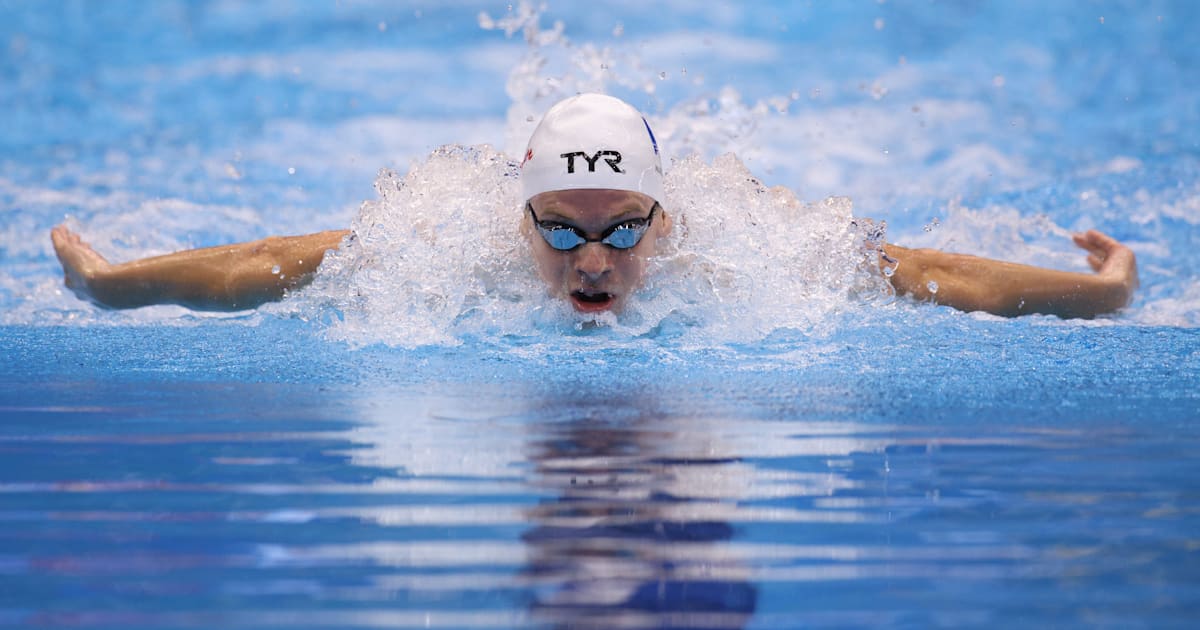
[574,242,612,281]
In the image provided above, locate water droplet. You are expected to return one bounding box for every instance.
[612,22,624,37]
[377,21,387,32]
[287,167,296,175]
[874,18,885,30]
[659,71,667,80]
[926,281,939,294]
[271,265,281,275]
[882,266,895,278]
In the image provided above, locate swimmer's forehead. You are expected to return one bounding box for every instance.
[529,189,655,222]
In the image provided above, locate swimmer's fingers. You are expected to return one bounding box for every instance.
[1072,231,1107,272]
[1072,229,1104,255]
[50,223,112,293]
[50,224,75,251]
[50,224,82,272]
[1072,229,1139,294]
[1072,229,1124,268]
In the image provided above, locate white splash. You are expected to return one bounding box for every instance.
[282,145,884,348]
[285,145,545,347]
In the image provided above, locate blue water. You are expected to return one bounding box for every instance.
[2,1,1199,628]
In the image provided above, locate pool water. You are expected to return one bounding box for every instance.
[2,1,1199,628]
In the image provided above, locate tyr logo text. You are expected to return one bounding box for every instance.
[560,150,624,174]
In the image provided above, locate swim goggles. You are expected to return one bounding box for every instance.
[527,203,659,251]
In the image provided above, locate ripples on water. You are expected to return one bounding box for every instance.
[3,373,1196,628]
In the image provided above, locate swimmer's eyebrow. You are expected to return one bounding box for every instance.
[536,203,652,225]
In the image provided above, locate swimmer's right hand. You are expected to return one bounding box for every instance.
[50,224,113,305]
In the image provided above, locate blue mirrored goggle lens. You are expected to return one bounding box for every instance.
[529,203,657,251]
[601,226,645,249]
[543,227,585,250]
[537,224,647,251]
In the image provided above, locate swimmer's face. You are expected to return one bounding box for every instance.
[524,189,672,314]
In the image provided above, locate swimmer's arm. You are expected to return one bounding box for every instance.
[50,225,350,311]
[883,230,1138,318]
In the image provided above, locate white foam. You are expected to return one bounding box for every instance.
[283,145,545,347]
[280,145,883,348]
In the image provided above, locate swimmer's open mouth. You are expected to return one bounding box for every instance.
[570,290,615,312]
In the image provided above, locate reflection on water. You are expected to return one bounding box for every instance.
[1,378,1198,628]
[520,396,757,629]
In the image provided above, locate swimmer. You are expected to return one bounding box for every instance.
[50,93,1138,319]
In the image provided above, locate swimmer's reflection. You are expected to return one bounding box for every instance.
[521,397,756,630]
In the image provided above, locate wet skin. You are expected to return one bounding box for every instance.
[524,189,672,314]
[50,194,1134,318]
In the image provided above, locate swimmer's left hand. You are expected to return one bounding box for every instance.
[1072,229,1139,308]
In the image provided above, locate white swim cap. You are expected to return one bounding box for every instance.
[521,93,664,204]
